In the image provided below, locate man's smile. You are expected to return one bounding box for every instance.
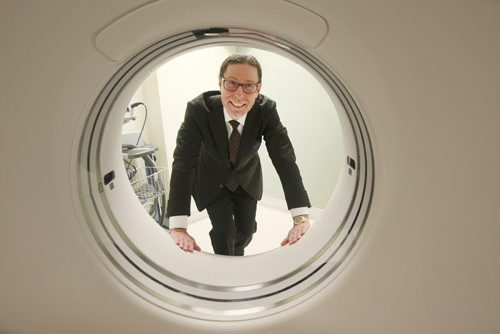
[229,101,246,108]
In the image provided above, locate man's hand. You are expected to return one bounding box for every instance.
[169,228,201,252]
[281,215,310,246]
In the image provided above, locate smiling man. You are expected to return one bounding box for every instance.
[167,54,311,256]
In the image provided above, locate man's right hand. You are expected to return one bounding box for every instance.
[169,228,201,252]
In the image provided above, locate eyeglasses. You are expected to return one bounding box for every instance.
[222,77,260,94]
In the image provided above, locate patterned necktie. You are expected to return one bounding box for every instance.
[228,120,241,165]
[225,120,241,191]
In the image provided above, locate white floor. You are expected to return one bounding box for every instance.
[187,198,318,256]
[188,206,290,255]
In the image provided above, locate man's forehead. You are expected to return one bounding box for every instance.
[224,64,259,80]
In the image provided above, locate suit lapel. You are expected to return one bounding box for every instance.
[207,96,229,164]
[237,104,260,166]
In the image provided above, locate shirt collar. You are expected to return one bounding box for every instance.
[223,107,247,126]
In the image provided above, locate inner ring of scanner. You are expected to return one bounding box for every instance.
[77,28,374,320]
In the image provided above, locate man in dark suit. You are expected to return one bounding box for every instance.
[167,54,311,255]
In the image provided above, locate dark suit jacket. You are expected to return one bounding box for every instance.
[166,91,310,217]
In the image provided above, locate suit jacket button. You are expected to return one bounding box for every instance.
[219,184,223,188]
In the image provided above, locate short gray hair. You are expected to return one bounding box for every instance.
[219,54,262,83]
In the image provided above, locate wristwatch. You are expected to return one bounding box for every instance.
[293,215,308,225]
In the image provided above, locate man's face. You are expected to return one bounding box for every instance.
[219,63,261,119]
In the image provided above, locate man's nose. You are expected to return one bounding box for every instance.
[233,85,245,96]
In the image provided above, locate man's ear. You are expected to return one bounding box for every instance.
[218,78,222,89]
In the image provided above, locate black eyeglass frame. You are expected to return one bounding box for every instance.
[221,77,261,94]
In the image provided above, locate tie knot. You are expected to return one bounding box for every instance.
[229,120,239,130]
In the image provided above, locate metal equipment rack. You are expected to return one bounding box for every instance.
[122,144,168,226]
[128,166,167,207]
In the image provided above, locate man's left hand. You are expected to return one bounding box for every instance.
[281,216,310,246]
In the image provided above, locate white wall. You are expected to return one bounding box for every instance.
[122,85,149,144]
[153,46,343,209]
[156,46,228,172]
[250,48,343,208]
[123,73,169,181]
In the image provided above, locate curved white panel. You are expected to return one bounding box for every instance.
[1,0,500,333]
[95,0,328,62]
[81,28,373,320]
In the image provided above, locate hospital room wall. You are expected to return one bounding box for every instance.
[122,74,169,174]
[124,46,343,209]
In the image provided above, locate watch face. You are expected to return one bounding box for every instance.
[294,216,304,224]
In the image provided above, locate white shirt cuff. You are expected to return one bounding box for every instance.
[168,215,188,229]
[290,207,309,217]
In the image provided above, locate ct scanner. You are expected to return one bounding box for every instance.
[1,0,499,333]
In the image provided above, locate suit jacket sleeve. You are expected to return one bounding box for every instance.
[262,99,311,209]
[166,100,201,217]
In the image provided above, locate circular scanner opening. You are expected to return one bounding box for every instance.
[78,28,374,321]
[123,45,342,255]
